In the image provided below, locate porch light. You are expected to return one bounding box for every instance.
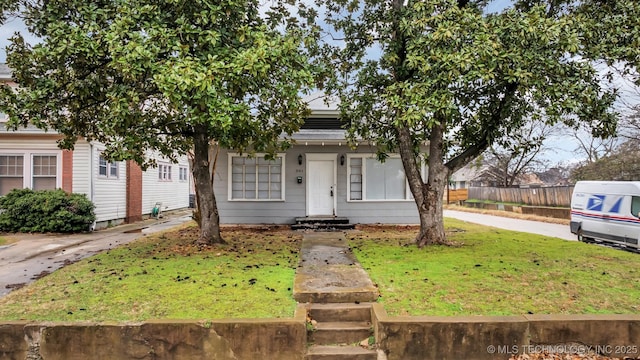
[340,155,345,166]
[298,154,303,165]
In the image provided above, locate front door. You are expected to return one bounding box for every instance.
[306,154,336,216]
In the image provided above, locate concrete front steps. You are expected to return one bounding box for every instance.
[305,303,377,360]
[292,217,355,231]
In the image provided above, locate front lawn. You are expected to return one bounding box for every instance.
[350,219,640,316]
[1,218,638,322]
[0,224,301,321]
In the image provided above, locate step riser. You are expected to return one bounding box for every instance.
[309,307,372,323]
[296,220,351,225]
[309,329,372,345]
[305,354,377,360]
[295,217,351,224]
[292,224,356,230]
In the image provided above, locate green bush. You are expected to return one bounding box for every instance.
[0,189,95,233]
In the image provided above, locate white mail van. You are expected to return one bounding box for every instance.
[570,181,640,251]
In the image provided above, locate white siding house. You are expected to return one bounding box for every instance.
[1,64,191,229]
[213,92,427,225]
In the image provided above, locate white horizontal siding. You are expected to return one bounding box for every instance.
[215,145,421,225]
[142,154,190,214]
[91,144,127,222]
[72,141,91,196]
[0,138,60,151]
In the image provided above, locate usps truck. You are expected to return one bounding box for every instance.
[570,181,640,251]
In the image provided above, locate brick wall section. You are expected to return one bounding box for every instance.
[125,160,143,223]
[61,150,73,193]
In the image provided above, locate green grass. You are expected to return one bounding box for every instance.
[2,219,639,321]
[0,236,5,246]
[350,219,640,316]
[0,223,301,321]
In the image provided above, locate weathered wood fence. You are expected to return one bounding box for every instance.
[467,186,574,207]
[445,189,469,204]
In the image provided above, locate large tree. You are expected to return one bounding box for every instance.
[571,138,640,181]
[481,120,555,187]
[0,0,315,244]
[310,0,640,246]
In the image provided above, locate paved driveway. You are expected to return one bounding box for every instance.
[0,211,193,297]
[443,209,576,241]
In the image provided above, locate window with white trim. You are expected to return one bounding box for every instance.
[32,155,57,190]
[98,155,119,178]
[230,155,284,200]
[0,155,24,196]
[179,166,188,181]
[158,164,172,181]
[348,155,421,201]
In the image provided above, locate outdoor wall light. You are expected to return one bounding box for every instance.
[340,155,345,166]
[298,154,303,165]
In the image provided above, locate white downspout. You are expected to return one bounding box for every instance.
[89,142,96,231]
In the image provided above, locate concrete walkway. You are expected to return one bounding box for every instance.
[0,210,193,297]
[293,232,379,303]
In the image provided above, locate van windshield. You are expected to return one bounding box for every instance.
[632,196,640,218]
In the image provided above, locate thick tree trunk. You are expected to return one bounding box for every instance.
[397,121,450,247]
[192,126,224,245]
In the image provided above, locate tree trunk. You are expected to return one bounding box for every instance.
[192,126,224,245]
[396,121,450,247]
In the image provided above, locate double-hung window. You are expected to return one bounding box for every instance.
[32,155,57,190]
[348,154,422,201]
[98,155,119,178]
[0,153,61,195]
[0,155,24,196]
[158,164,172,181]
[229,154,284,201]
[179,166,188,181]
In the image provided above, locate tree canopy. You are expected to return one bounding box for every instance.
[309,0,640,246]
[0,0,316,244]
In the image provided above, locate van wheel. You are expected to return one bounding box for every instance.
[577,229,584,242]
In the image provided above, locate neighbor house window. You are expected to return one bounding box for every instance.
[158,164,172,181]
[179,166,188,181]
[348,155,421,201]
[0,155,24,196]
[32,155,57,190]
[229,155,284,200]
[98,155,119,178]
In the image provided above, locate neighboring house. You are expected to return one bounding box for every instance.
[450,160,547,189]
[449,162,487,189]
[213,92,425,225]
[0,64,190,229]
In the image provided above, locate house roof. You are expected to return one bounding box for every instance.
[303,91,340,117]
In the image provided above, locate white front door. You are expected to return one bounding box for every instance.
[306,154,336,216]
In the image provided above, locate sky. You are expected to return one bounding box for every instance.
[0,2,633,166]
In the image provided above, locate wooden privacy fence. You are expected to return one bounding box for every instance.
[467,186,574,207]
[445,189,469,204]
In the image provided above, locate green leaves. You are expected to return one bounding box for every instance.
[317,0,639,171]
[0,0,315,165]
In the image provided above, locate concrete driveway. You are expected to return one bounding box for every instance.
[0,211,193,297]
[444,209,576,241]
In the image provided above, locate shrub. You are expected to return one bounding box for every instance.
[0,189,95,233]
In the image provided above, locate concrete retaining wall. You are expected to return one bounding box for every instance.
[0,306,307,360]
[372,304,640,360]
[2,305,639,360]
